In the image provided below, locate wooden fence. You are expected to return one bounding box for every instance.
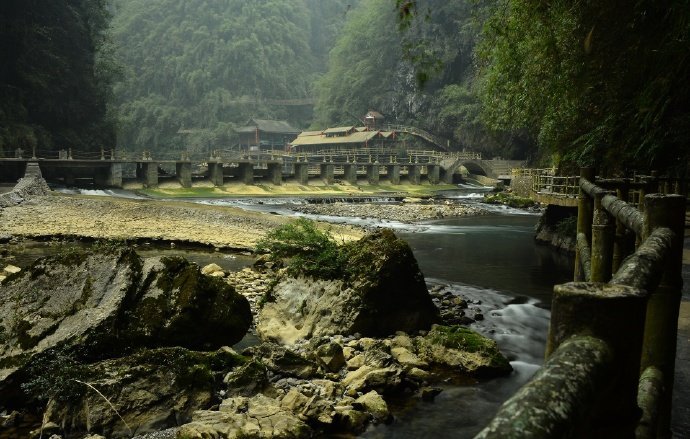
[477,167,686,438]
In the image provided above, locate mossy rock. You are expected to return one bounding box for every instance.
[416,325,512,378]
[484,192,536,208]
[37,347,248,438]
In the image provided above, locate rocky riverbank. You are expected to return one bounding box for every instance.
[0,192,363,251]
[0,232,512,439]
[292,199,488,223]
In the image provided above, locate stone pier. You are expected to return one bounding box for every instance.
[238,163,254,185]
[321,164,335,184]
[386,165,400,185]
[176,162,192,188]
[95,163,123,188]
[428,165,440,185]
[408,165,421,185]
[208,162,224,187]
[294,163,309,185]
[343,164,358,184]
[367,165,380,185]
[267,163,282,185]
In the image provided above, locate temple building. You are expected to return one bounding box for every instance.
[236,119,300,151]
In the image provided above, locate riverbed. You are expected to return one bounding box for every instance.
[1,186,573,437]
[3,186,687,437]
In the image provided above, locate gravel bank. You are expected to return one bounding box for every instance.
[0,193,363,250]
[292,200,488,223]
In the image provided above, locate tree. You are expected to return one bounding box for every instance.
[476,0,690,172]
[110,0,354,153]
[0,0,115,157]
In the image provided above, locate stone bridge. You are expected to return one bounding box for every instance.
[439,156,526,182]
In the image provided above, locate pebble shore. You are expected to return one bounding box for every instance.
[292,200,488,223]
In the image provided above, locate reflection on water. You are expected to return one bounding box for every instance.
[399,215,573,303]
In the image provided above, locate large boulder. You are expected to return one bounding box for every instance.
[0,248,252,408]
[38,347,246,438]
[257,230,439,344]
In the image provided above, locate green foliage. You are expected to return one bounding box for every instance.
[483,192,535,208]
[477,0,690,172]
[0,0,116,157]
[110,0,355,153]
[428,325,497,353]
[341,228,409,281]
[255,218,345,279]
[314,0,526,158]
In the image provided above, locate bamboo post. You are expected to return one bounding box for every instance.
[546,282,647,436]
[575,167,595,281]
[639,194,686,437]
[612,181,631,273]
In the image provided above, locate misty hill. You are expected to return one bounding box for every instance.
[110,0,355,154]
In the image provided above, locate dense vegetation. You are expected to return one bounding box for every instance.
[314,0,525,158]
[110,0,355,154]
[476,0,690,172]
[0,0,115,158]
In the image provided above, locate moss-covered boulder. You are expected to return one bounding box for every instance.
[484,192,536,209]
[0,248,251,410]
[256,230,440,343]
[415,325,513,378]
[36,347,246,438]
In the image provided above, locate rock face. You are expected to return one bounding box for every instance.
[0,171,50,209]
[41,347,245,439]
[535,204,577,252]
[0,249,252,407]
[257,230,440,344]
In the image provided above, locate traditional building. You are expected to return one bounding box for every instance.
[289,127,398,152]
[236,119,300,151]
[364,110,385,130]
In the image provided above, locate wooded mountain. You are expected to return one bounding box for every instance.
[313,0,529,159]
[0,0,114,157]
[110,0,355,154]
[476,0,690,172]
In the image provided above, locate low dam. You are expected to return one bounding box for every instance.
[0,148,524,188]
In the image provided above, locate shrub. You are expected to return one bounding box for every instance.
[255,218,346,280]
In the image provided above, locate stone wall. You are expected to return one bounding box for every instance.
[510,175,533,197]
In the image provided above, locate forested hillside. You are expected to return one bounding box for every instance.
[313,0,528,159]
[476,0,690,172]
[110,0,354,153]
[0,0,114,157]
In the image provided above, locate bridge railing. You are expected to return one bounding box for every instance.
[477,168,685,438]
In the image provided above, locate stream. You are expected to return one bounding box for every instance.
[7,187,576,437]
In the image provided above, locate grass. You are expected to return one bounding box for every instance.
[138,181,458,199]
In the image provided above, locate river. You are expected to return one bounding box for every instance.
[187,191,575,437]
[7,188,576,437]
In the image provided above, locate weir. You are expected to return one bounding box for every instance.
[477,168,686,438]
[0,148,524,188]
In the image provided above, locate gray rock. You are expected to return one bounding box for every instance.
[257,230,440,344]
[179,394,312,439]
[0,249,252,407]
[314,341,346,373]
[41,347,245,439]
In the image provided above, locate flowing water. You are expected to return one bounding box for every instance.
[9,187,577,437]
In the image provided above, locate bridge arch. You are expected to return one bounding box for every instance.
[461,160,489,176]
